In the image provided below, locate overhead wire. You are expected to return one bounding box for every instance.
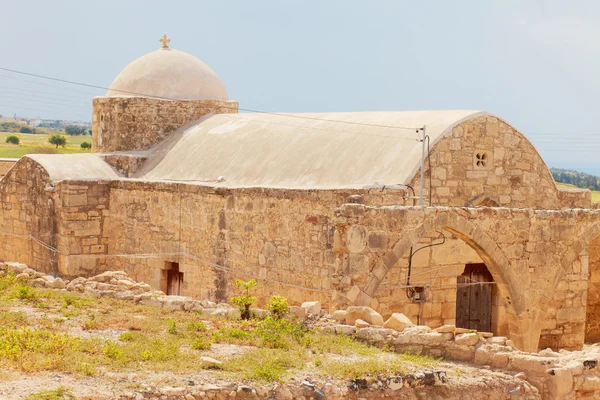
[0,66,422,132]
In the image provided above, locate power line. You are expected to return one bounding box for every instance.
[0,74,102,96]
[0,86,92,103]
[0,104,88,118]
[0,66,421,131]
[0,95,91,110]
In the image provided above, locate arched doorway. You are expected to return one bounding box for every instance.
[456,263,494,333]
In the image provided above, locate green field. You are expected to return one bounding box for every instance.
[556,182,600,203]
[0,132,90,158]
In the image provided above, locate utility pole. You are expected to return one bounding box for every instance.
[419,125,427,205]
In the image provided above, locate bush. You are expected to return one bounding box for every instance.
[19,126,32,134]
[5,135,19,145]
[80,142,91,150]
[49,135,66,148]
[230,279,259,320]
[190,337,212,350]
[166,319,178,335]
[267,296,289,319]
[186,321,207,332]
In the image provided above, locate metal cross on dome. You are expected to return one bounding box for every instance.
[159,34,171,49]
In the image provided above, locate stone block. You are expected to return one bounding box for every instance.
[346,306,384,326]
[332,310,347,323]
[454,333,480,346]
[510,355,557,376]
[434,325,455,334]
[334,324,356,336]
[546,368,573,399]
[346,225,367,253]
[301,301,321,315]
[289,306,306,319]
[355,319,370,328]
[383,313,414,332]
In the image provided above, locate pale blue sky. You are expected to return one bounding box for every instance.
[2,1,600,172]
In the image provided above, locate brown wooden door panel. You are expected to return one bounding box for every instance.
[456,263,492,332]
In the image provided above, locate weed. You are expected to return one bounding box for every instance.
[186,320,207,332]
[267,295,289,319]
[62,310,80,319]
[119,332,135,342]
[103,341,125,361]
[230,279,259,320]
[25,386,75,400]
[81,315,98,330]
[13,285,36,301]
[166,319,178,335]
[223,348,303,382]
[190,337,212,350]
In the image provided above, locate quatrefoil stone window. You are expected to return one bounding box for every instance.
[475,152,488,168]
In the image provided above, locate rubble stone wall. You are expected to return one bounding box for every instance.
[333,205,600,352]
[408,115,591,209]
[0,157,55,272]
[91,97,239,152]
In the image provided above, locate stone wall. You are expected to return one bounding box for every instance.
[586,237,600,341]
[92,97,239,152]
[408,115,590,209]
[0,159,17,179]
[332,204,600,352]
[0,157,55,272]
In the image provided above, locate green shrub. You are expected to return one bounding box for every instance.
[230,279,259,320]
[166,319,178,335]
[5,135,19,145]
[13,285,36,301]
[80,142,91,150]
[190,337,212,350]
[119,332,135,342]
[186,321,207,332]
[267,296,289,318]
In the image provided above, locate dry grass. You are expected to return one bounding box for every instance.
[0,271,436,382]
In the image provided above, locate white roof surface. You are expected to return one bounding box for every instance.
[27,154,120,181]
[138,110,487,188]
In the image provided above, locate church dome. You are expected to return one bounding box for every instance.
[106,37,229,101]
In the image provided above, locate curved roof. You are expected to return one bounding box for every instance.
[138,110,488,189]
[106,48,229,101]
[26,154,120,182]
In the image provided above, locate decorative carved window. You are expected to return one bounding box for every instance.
[475,152,488,168]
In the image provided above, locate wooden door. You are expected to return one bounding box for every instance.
[167,263,183,296]
[456,263,493,332]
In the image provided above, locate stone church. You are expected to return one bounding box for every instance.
[1,36,599,353]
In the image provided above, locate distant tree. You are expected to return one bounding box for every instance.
[19,126,32,134]
[5,135,19,145]
[80,142,91,150]
[65,125,85,135]
[87,129,92,135]
[49,135,66,148]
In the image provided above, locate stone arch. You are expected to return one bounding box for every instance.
[356,210,538,351]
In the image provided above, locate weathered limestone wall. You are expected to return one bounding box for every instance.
[0,159,17,179]
[91,97,239,152]
[0,158,55,272]
[408,115,590,209]
[53,181,112,278]
[586,237,600,341]
[332,205,600,351]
